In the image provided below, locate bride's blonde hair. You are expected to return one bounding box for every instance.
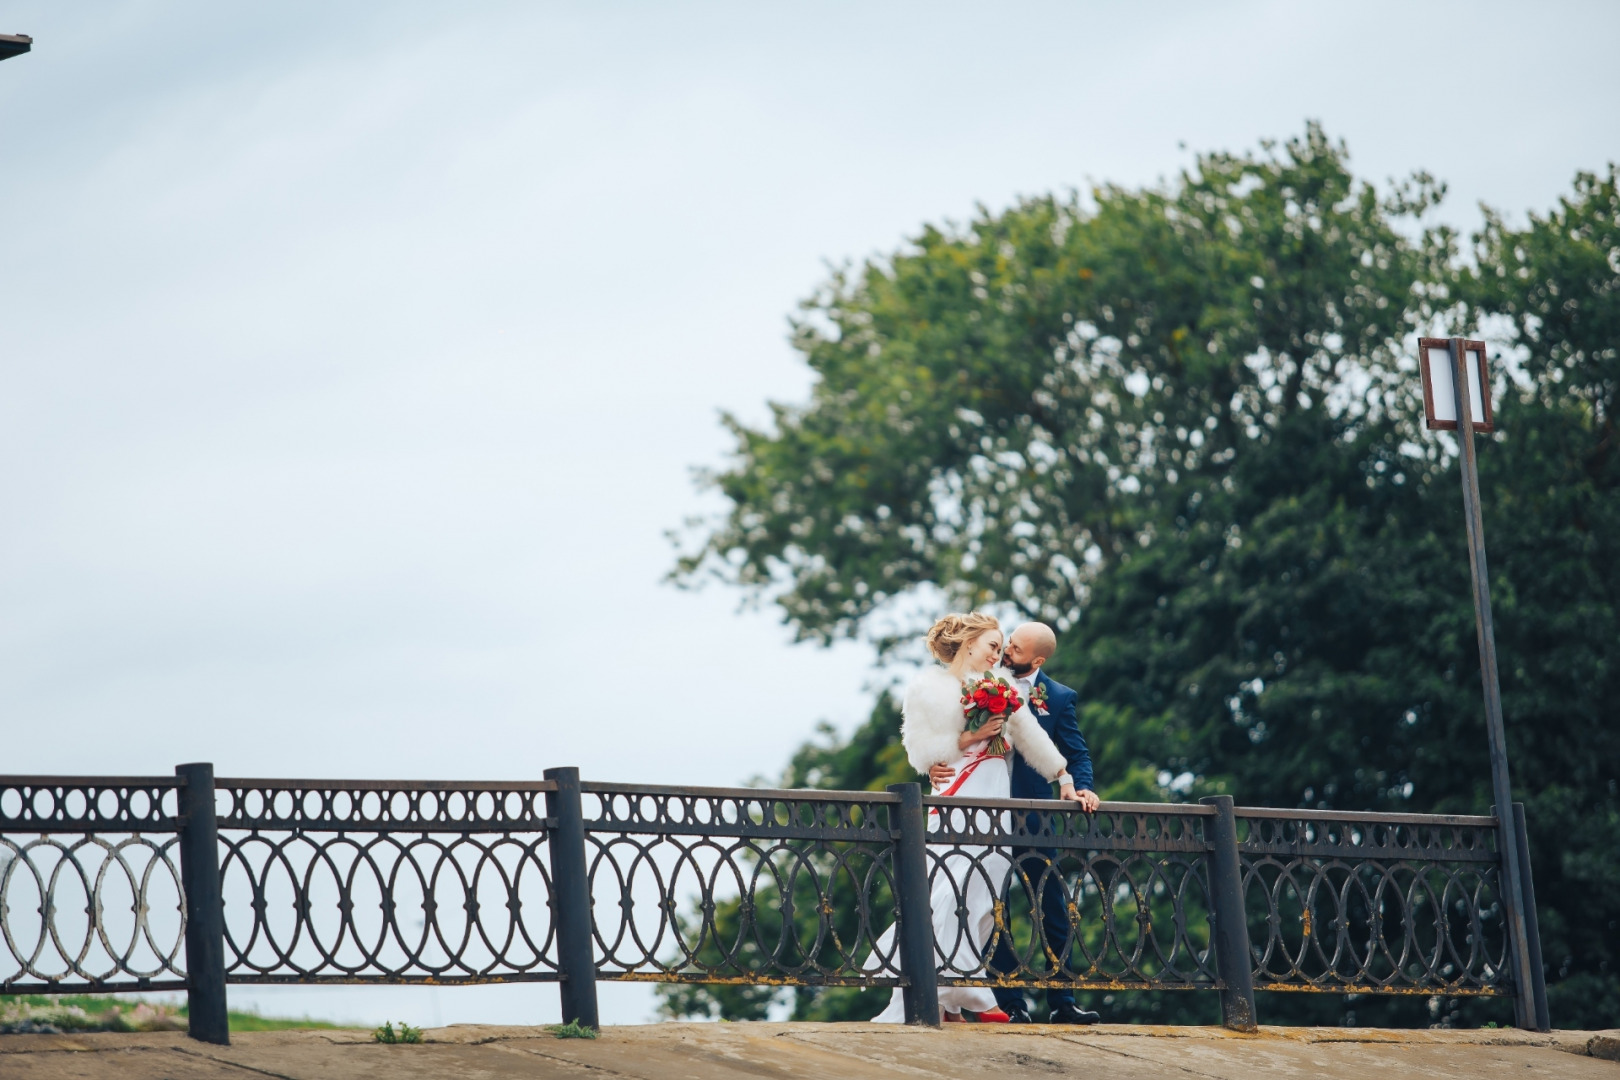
[925,612,1001,670]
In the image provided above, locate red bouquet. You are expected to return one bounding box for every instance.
[960,672,1022,757]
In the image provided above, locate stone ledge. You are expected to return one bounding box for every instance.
[1,1022,1616,1079]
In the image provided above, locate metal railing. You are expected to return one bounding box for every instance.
[0,765,1549,1042]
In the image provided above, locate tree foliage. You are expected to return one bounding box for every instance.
[671,128,1619,1028]
[677,124,1444,645]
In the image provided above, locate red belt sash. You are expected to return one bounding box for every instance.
[929,746,1003,813]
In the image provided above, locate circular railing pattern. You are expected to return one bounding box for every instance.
[216,779,556,833]
[218,830,558,984]
[583,784,893,839]
[582,787,901,986]
[925,799,1219,989]
[0,834,186,991]
[211,779,564,984]
[0,776,1520,1003]
[0,779,181,833]
[1236,810,1508,994]
[587,834,899,984]
[1240,856,1507,993]
[1237,810,1500,863]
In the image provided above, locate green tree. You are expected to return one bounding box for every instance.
[670,130,1619,1028]
[676,124,1441,648]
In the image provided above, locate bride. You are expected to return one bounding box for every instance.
[870,612,1084,1023]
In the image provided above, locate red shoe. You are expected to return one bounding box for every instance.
[974,1009,1012,1023]
[942,1010,966,1023]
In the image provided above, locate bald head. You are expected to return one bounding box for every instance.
[1004,622,1058,676]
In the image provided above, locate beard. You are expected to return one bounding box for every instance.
[1003,654,1035,678]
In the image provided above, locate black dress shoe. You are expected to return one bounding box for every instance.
[1004,1005,1034,1024]
[1047,1003,1102,1025]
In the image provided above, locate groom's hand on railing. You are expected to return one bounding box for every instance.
[1059,784,1100,812]
[928,762,955,788]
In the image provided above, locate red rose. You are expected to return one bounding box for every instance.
[988,694,1009,714]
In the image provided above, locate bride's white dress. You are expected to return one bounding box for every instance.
[863,662,1070,1022]
[868,738,1011,1021]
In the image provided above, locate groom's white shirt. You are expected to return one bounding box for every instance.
[1014,669,1037,702]
[1010,666,1074,788]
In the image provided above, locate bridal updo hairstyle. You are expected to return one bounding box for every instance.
[925,612,1001,669]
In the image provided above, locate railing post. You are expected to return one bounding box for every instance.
[1200,795,1257,1032]
[175,762,229,1045]
[888,782,940,1026]
[1510,803,1550,1032]
[544,767,599,1029]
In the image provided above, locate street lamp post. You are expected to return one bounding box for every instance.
[1417,337,1549,1031]
[0,33,31,61]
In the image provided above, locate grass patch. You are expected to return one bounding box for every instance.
[547,1020,598,1039]
[1,994,184,1034]
[0,994,351,1035]
[226,1008,349,1032]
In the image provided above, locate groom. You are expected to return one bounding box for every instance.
[929,621,1100,1024]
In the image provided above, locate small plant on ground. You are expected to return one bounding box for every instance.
[372,1020,423,1044]
[547,1020,598,1039]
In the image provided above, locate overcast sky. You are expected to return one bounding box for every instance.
[2,0,1616,1026]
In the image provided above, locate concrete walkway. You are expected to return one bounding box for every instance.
[2,1022,1617,1078]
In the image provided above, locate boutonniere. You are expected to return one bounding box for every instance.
[1029,682,1050,713]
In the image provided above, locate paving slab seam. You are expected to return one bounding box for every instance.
[1048,1033,1236,1079]
[171,1044,304,1080]
[776,1026,1234,1079]
[657,1030,937,1079]
[498,1041,649,1077]
[773,1034,971,1078]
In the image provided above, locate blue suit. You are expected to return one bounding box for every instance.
[991,668,1093,1014]
[1006,669,1092,799]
